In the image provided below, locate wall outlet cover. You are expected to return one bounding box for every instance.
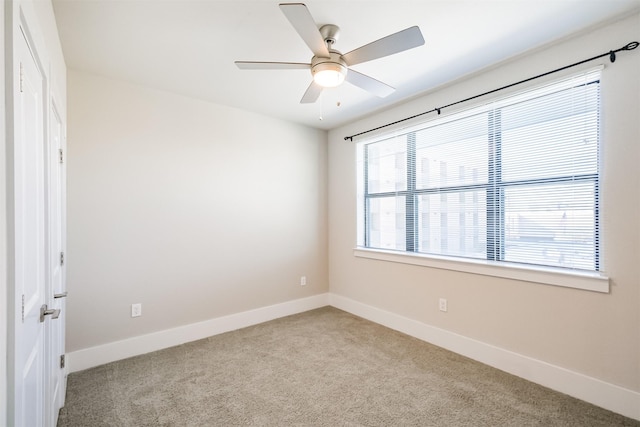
[131,303,142,317]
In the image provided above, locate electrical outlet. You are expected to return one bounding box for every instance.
[131,303,142,318]
[300,276,307,286]
[439,298,448,312]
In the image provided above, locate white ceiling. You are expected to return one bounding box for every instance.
[52,0,639,130]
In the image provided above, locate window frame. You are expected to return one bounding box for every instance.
[355,70,609,293]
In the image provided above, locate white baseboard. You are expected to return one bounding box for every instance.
[66,291,639,421]
[67,293,329,373]
[328,293,640,421]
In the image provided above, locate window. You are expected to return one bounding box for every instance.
[357,71,601,274]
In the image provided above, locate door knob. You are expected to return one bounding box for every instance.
[40,304,61,323]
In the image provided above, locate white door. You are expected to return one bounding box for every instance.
[14,28,47,427]
[47,102,67,425]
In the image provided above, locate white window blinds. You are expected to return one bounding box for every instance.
[358,70,601,272]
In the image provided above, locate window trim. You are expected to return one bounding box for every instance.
[353,247,610,293]
[355,68,608,292]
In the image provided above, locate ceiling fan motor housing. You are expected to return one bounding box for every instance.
[311,51,348,87]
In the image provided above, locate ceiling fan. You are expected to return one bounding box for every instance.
[235,3,425,104]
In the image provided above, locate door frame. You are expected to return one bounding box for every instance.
[1,0,8,424]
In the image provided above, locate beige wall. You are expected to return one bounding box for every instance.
[66,70,328,352]
[328,13,640,392]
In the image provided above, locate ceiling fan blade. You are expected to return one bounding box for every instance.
[300,81,323,103]
[279,3,330,58]
[235,61,310,70]
[345,69,395,98]
[342,26,425,66]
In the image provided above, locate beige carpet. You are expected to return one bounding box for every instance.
[57,307,638,426]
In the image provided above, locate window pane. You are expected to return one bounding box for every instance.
[366,137,407,194]
[504,182,596,270]
[417,191,487,259]
[501,84,599,182]
[415,113,489,189]
[367,196,406,251]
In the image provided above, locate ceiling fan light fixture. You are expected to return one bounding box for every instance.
[312,61,347,88]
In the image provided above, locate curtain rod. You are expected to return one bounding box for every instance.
[344,41,639,141]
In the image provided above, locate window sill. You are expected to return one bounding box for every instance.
[353,247,609,293]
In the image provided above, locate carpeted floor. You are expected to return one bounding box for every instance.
[57,307,639,426]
